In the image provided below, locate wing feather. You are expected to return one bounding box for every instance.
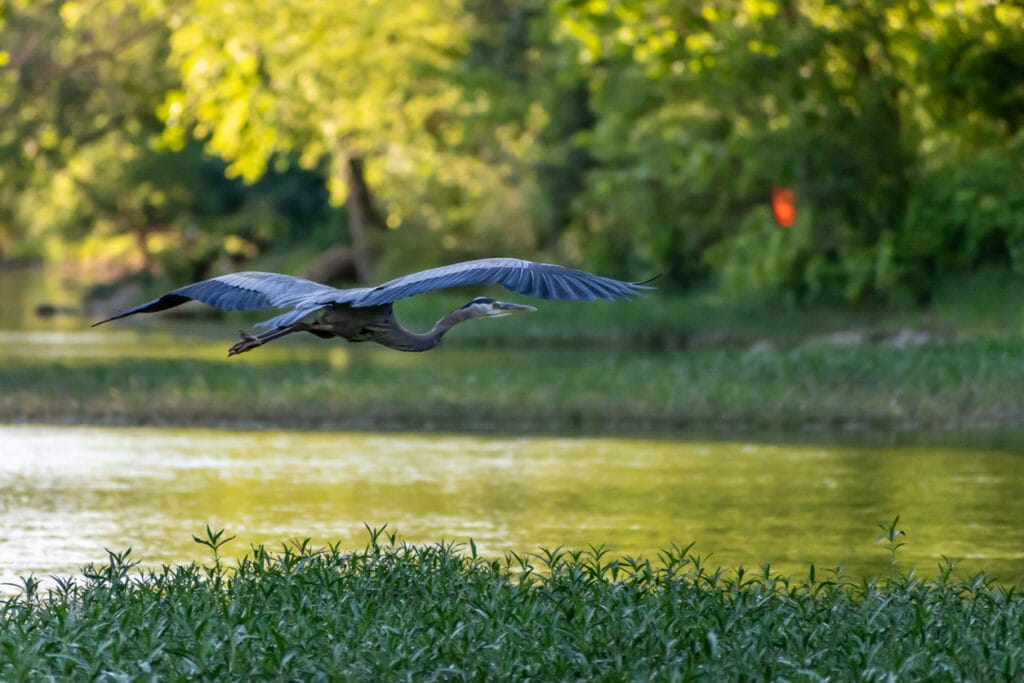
[94,259,652,329]
[93,272,345,326]
[351,257,651,307]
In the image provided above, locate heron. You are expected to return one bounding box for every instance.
[93,257,653,355]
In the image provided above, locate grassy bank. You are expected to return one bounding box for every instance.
[3,527,1022,680]
[2,337,1022,435]
[3,268,1024,435]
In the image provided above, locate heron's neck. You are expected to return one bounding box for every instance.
[384,306,479,352]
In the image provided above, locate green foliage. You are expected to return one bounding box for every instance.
[706,209,812,301]
[160,0,549,268]
[877,516,907,578]
[902,148,1024,298]
[2,0,1023,301]
[0,1,344,276]
[552,0,1024,298]
[0,0,171,257]
[2,528,1022,679]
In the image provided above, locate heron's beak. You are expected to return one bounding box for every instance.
[493,301,537,315]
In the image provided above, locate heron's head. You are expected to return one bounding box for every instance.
[460,297,537,318]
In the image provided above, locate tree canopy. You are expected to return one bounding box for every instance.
[2,0,1021,300]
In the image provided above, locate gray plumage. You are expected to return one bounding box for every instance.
[93,258,653,355]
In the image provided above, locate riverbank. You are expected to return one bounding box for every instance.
[3,529,1022,680]
[2,336,1022,438]
[3,267,1024,437]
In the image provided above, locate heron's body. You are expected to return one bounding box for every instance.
[93,257,652,355]
[268,303,470,353]
[314,304,404,344]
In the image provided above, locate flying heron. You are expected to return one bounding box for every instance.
[93,257,653,355]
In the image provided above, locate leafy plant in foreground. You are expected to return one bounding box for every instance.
[877,515,907,579]
[0,525,1021,680]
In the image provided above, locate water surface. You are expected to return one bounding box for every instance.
[2,424,1022,587]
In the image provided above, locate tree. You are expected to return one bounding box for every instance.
[162,0,535,282]
[552,0,1024,300]
[0,0,171,260]
[5,0,1021,303]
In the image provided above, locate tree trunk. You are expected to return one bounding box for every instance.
[343,155,383,284]
[302,153,384,285]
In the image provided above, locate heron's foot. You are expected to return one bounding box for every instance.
[227,329,261,357]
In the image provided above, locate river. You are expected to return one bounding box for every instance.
[1,424,1022,586]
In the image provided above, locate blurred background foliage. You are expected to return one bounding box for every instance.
[1,0,1022,302]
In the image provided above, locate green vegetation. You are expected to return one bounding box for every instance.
[3,335,1023,435]
[5,4,1022,668]
[3,525,1022,680]
[4,271,1024,434]
[3,1,1023,301]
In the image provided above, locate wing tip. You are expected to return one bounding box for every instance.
[90,293,193,327]
[634,273,661,287]
[91,306,147,327]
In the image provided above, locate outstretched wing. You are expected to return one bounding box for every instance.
[93,259,653,328]
[349,258,653,307]
[92,272,345,326]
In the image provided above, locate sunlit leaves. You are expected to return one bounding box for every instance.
[0,0,173,255]
[163,0,471,193]
[1,0,1021,299]
[151,0,550,265]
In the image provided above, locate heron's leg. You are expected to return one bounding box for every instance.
[228,324,306,357]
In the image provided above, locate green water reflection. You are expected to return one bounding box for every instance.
[1,424,1022,586]
[0,267,87,331]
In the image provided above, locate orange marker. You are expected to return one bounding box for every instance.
[772,187,796,228]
